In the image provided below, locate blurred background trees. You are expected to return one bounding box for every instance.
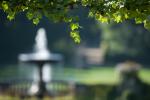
[99,21,150,64]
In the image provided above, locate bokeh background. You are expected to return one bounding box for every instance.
[0,6,150,100]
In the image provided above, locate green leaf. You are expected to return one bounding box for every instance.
[21,6,28,11]
[97,15,109,23]
[112,2,117,9]
[81,0,88,6]
[2,1,9,11]
[70,23,80,31]
[70,31,81,44]
[63,17,72,23]
[113,13,122,23]
[144,20,150,30]
[88,11,94,17]
[135,17,143,24]
[74,38,80,44]
[26,11,34,20]
[124,13,129,19]
[33,18,39,25]
[7,12,15,21]
[70,31,78,38]
[35,12,42,19]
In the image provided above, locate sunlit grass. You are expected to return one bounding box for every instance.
[0,65,150,85]
[63,67,118,85]
[62,67,150,85]
[139,68,150,84]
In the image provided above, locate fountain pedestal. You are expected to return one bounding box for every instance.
[35,63,46,98]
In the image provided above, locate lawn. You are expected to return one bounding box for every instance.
[0,65,150,85]
[61,67,150,85]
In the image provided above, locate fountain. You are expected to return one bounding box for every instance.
[18,28,63,98]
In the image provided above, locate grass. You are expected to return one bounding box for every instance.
[61,67,118,85]
[139,68,150,84]
[61,67,150,85]
[0,65,150,85]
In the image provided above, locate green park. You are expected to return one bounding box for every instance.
[0,0,150,100]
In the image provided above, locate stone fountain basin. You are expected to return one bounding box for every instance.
[19,53,63,63]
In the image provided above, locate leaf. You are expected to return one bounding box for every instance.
[115,15,122,23]
[113,14,122,23]
[81,0,88,6]
[70,31,78,38]
[21,6,28,11]
[70,23,80,31]
[70,31,81,44]
[35,11,42,19]
[97,15,108,23]
[2,1,9,11]
[135,17,143,24]
[26,11,34,20]
[33,18,39,25]
[74,38,80,44]
[7,11,15,21]
[124,13,129,19]
[144,20,150,30]
[112,2,117,9]
[88,11,94,17]
[63,17,72,23]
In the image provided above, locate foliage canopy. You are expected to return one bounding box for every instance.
[1,0,150,43]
